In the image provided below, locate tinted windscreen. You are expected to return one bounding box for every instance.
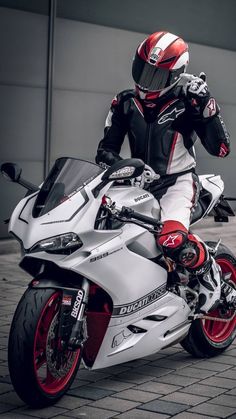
[32,158,103,217]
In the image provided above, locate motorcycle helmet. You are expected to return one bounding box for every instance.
[132,31,189,100]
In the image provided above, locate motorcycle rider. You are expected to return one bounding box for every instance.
[96,31,236,314]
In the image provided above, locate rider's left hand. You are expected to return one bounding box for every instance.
[131,165,160,188]
[181,72,209,99]
[180,72,219,119]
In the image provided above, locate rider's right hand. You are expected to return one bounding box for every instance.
[131,175,145,189]
[131,165,160,188]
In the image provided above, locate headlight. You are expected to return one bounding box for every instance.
[30,233,83,254]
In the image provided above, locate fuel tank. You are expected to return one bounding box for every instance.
[107,185,160,220]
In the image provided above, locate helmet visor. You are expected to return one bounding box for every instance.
[132,53,170,91]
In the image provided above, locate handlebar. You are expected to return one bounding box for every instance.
[119,206,161,228]
[102,197,162,233]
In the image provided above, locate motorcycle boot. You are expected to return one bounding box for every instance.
[194,256,221,314]
[221,280,236,309]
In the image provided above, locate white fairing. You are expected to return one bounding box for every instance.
[199,174,224,210]
[191,174,224,225]
[8,159,225,369]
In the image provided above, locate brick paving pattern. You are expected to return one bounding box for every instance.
[0,218,236,418]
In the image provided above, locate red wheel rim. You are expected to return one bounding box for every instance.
[202,258,236,343]
[33,292,80,394]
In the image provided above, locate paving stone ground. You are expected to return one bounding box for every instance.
[1,218,236,418]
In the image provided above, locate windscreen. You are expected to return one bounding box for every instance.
[32,158,103,217]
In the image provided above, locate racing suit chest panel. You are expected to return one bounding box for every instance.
[124,96,195,176]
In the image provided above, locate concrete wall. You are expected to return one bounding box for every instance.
[52,19,236,193]
[0,7,236,238]
[0,7,48,237]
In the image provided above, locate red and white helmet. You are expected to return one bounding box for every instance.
[132,31,189,99]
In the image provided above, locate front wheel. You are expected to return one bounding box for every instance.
[8,288,82,407]
[181,243,236,358]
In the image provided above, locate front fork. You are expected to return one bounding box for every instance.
[58,278,90,351]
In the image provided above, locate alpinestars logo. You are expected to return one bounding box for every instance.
[162,234,181,248]
[158,107,185,124]
[205,98,216,117]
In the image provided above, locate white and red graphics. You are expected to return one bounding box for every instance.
[219,142,229,158]
[203,98,217,118]
[162,234,183,248]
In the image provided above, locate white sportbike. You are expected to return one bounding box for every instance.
[1,157,236,407]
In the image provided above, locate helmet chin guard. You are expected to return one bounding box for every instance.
[135,80,180,100]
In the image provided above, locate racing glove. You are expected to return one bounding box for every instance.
[180,72,219,120]
[180,72,230,158]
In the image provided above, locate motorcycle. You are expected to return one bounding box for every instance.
[1,157,236,408]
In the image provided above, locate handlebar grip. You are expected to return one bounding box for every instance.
[132,211,158,226]
[120,206,158,226]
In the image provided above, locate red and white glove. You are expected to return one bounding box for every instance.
[180,72,218,119]
[181,72,208,97]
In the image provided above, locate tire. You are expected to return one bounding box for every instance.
[8,287,82,407]
[181,242,236,358]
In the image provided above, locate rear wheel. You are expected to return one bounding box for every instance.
[181,243,236,357]
[8,288,82,407]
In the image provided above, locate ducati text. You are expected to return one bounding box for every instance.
[134,193,150,202]
[113,283,167,317]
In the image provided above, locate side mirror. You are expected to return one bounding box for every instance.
[0,162,22,182]
[102,158,145,181]
[1,162,39,193]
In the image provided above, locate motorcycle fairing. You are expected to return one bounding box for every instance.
[6,157,230,371]
[191,174,225,225]
[91,292,191,369]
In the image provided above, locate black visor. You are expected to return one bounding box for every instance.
[132,53,170,91]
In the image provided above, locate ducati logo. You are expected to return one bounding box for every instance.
[111,330,132,348]
[158,107,185,124]
[162,234,180,247]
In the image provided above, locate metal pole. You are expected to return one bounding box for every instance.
[44,0,57,177]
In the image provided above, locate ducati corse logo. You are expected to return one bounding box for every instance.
[112,284,167,317]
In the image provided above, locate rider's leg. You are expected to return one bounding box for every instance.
[155,172,222,313]
[157,220,221,313]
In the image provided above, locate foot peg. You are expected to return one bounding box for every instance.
[188,312,204,321]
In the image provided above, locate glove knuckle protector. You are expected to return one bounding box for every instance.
[158,230,197,267]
